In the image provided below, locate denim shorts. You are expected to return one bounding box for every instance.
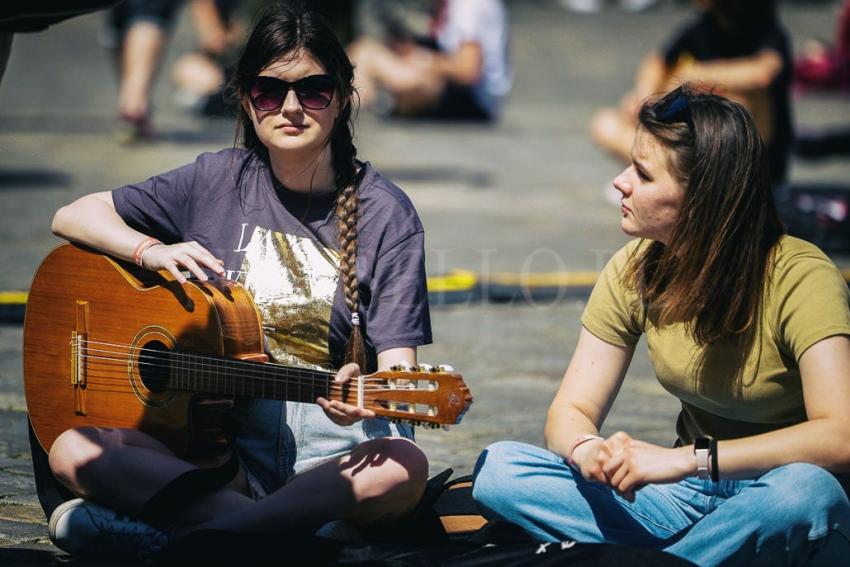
[230,398,414,497]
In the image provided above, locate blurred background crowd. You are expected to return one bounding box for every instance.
[2,0,848,254]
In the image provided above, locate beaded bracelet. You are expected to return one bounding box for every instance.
[133,237,163,267]
[567,434,603,467]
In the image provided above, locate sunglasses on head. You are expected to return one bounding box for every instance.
[248,74,336,111]
[656,89,693,130]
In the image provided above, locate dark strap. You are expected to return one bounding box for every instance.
[432,474,479,517]
[138,451,240,529]
[362,467,454,545]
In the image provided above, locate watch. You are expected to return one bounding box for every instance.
[694,437,711,480]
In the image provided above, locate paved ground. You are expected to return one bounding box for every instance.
[0,0,849,563]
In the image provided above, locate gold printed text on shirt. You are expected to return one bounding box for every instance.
[238,227,339,370]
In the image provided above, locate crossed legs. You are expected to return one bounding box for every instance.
[49,426,428,534]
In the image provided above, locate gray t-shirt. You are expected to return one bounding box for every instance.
[112,148,431,488]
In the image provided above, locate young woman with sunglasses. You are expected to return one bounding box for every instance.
[44,4,431,557]
[473,86,850,566]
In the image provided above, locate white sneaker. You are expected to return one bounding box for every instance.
[48,498,167,558]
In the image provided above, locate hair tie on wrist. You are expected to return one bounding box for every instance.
[133,238,163,267]
[567,434,603,468]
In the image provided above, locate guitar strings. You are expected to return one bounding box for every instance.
[78,339,395,383]
[78,359,396,395]
[72,364,441,423]
[76,367,398,404]
[69,356,443,419]
[80,340,394,383]
[74,340,427,395]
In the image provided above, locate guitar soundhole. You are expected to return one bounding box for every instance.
[138,340,171,393]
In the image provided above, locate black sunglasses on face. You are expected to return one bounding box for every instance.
[249,74,336,111]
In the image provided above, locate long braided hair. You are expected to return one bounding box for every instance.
[232,4,366,371]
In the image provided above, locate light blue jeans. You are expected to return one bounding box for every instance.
[231,399,413,496]
[473,441,850,566]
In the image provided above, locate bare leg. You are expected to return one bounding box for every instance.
[348,37,446,113]
[117,21,168,136]
[171,52,224,98]
[180,437,428,535]
[49,428,427,532]
[49,427,253,525]
[589,106,637,162]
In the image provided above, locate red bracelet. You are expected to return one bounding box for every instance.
[567,434,603,467]
[133,237,163,267]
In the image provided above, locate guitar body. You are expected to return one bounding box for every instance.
[23,243,266,456]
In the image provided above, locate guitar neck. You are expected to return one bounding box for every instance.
[166,351,337,403]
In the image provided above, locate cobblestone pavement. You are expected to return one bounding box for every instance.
[1,1,848,563]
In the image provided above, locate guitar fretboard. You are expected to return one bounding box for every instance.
[162,350,339,403]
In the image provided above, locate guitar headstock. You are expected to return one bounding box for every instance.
[359,364,472,427]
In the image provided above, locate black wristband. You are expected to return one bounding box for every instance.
[710,437,719,482]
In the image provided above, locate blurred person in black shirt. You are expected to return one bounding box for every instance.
[590,0,793,186]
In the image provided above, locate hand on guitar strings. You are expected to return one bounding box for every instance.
[316,362,377,426]
[141,240,226,283]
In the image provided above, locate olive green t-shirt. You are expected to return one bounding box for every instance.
[582,236,850,443]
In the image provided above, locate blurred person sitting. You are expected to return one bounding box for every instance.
[590,0,793,186]
[171,0,244,118]
[348,0,512,121]
[793,0,850,93]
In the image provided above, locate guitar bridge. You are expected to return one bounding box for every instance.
[71,301,89,415]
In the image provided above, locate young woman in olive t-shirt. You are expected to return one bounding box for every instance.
[474,86,850,566]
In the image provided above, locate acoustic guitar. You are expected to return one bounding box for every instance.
[24,244,472,457]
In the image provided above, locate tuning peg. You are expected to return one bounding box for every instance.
[437,364,455,372]
[415,363,433,372]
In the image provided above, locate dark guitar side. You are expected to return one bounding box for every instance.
[23,243,267,457]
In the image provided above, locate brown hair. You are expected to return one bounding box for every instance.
[626,85,784,346]
[232,4,366,370]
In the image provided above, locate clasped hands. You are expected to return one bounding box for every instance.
[571,431,695,502]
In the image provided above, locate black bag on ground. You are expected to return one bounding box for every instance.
[151,469,693,567]
[151,527,693,567]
